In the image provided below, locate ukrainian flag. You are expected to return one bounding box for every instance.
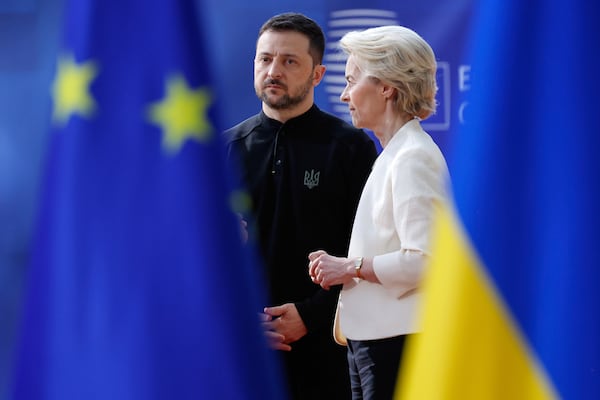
[398,1,600,399]
[11,1,286,399]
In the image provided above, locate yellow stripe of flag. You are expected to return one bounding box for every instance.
[396,204,557,399]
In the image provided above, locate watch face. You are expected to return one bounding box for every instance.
[354,257,363,279]
[354,257,363,268]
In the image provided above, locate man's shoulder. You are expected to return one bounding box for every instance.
[311,108,362,135]
[223,113,262,144]
[314,109,374,149]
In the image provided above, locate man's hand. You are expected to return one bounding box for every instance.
[263,330,292,352]
[261,303,308,349]
[237,213,248,243]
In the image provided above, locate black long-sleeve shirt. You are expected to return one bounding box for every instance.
[225,104,377,399]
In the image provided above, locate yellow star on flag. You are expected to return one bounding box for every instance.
[147,74,213,153]
[51,53,98,125]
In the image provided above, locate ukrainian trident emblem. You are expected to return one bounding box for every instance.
[304,169,320,189]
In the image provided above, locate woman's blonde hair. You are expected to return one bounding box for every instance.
[340,25,437,120]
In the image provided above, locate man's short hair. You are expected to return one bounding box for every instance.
[259,12,325,66]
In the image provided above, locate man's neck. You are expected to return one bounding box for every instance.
[262,101,313,124]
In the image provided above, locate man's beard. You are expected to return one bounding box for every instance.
[257,75,313,110]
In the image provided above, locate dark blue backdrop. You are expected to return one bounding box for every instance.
[198,0,474,153]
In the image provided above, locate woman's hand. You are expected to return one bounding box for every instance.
[308,250,355,289]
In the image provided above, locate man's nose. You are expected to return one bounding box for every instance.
[268,62,282,78]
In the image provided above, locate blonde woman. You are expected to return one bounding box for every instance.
[309,25,450,399]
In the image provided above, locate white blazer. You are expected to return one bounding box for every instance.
[337,119,450,342]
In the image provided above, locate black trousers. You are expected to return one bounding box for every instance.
[346,335,410,400]
[283,331,351,400]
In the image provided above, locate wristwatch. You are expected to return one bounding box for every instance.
[354,257,364,279]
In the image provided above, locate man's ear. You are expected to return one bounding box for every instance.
[312,64,327,86]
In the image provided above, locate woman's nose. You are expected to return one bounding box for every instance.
[340,86,349,102]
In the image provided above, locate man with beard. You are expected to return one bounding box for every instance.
[225,13,377,400]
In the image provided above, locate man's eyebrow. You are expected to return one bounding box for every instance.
[257,51,300,58]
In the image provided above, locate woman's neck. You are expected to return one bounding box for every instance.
[372,109,414,148]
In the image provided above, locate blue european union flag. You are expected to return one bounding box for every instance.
[11,1,287,399]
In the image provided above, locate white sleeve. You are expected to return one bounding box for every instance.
[372,147,447,298]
